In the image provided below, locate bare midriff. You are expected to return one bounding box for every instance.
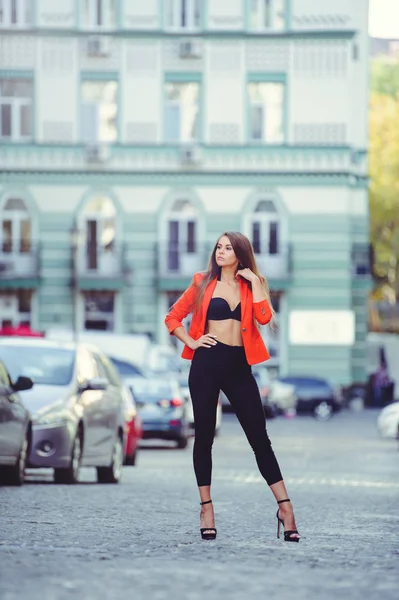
[206,319,243,347]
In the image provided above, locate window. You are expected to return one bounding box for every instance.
[0,291,32,328]
[0,0,31,28]
[251,200,280,255]
[1,198,31,254]
[81,81,118,142]
[84,291,115,331]
[0,79,32,141]
[166,0,201,30]
[165,82,200,142]
[248,82,284,143]
[249,0,285,31]
[167,200,198,271]
[82,0,116,29]
[80,196,116,271]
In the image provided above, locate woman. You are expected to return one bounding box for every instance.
[164,232,299,542]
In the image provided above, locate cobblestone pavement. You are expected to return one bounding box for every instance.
[0,410,398,600]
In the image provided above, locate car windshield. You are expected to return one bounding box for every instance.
[110,357,142,377]
[0,345,75,386]
[130,378,174,399]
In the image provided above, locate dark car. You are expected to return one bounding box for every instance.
[0,360,33,486]
[109,356,144,378]
[0,338,127,484]
[127,376,190,449]
[278,376,341,420]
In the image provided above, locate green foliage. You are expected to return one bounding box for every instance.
[371,59,399,97]
[369,62,399,302]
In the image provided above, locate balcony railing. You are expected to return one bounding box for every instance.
[158,242,209,277]
[157,242,293,281]
[0,246,39,280]
[76,243,125,278]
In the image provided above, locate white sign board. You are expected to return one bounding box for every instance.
[289,310,355,346]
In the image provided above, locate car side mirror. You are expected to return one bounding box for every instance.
[81,377,108,392]
[12,375,34,392]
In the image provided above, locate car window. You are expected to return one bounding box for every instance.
[0,345,74,386]
[98,354,121,387]
[91,352,108,380]
[130,378,174,398]
[110,357,143,377]
[0,360,11,386]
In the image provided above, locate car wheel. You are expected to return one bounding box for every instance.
[54,432,82,484]
[313,401,333,421]
[176,436,188,449]
[3,434,29,486]
[124,449,137,466]
[97,436,123,483]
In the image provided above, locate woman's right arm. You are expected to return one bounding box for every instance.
[164,273,217,350]
[173,326,217,351]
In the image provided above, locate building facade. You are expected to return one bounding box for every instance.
[0,0,370,384]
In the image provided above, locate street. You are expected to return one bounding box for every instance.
[0,410,398,600]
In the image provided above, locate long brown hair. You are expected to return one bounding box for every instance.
[194,231,276,324]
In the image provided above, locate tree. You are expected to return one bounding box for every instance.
[369,85,399,305]
[371,59,399,98]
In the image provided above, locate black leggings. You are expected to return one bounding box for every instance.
[188,341,283,488]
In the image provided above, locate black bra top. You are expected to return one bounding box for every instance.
[207,297,242,322]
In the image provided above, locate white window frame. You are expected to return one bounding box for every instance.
[251,214,280,256]
[166,0,201,31]
[248,82,285,144]
[165,82,200,143]
[0,80,32,142]
[0,200,31,255]
[249,0,284,31]
[80,80,118,143]
[83,0,116,30]
[0,0,31,28]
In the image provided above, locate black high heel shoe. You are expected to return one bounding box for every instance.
[200,500,217,540]
[276,498,300,542]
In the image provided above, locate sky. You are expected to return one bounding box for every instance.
[369,0,399,38]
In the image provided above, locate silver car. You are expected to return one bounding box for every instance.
[0,359,33,486]
[0,339,126,484]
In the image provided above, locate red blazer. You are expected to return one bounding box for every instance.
[164,272,272,366]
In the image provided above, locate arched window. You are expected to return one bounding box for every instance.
[0,197,31,254]
[167,199,198,273]
[79,196,116,271]
[251,199,279,256]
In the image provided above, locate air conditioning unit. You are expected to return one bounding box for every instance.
[180,145,202,165]
[179,39,202,59]
[85,144,110,164]
[86,36,110,57]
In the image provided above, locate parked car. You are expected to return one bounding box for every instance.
[0,359,33,486]
[121,384,142,465]
[109,356,144,378]
[178,370,223,435]
[127,376,190,449]
[0,338,127,484]
[377,402,399,439]
[278,376,342,420]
